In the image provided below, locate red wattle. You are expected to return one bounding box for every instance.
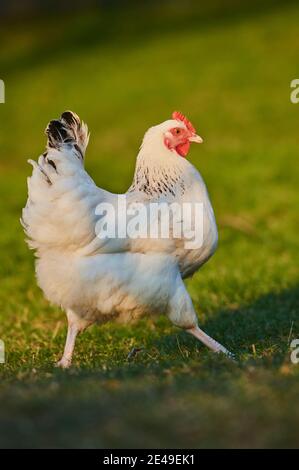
[176,141,190,157]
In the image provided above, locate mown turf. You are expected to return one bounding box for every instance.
[0,0,299,448]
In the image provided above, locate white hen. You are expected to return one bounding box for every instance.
[22,111,232,367]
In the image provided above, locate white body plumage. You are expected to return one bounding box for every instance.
[22,111,231,367]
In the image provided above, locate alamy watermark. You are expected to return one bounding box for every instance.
[290,79,299,103]
[95,196,204,249]
[0,80,4,103]
[290,339,299,364]
[0,340,4,363]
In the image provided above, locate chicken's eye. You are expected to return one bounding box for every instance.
[175,128,181,134]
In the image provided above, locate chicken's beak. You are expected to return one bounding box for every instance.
[189,133,203,144]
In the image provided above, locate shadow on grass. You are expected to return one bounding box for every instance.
[150,286,299,363]
[1,287,299,448]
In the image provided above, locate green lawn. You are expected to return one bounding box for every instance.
[0,1,299,448]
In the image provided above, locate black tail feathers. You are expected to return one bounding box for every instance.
[45,111,88,160]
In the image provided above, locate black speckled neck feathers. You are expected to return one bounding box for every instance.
[129,163,186,198]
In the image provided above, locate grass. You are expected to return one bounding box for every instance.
[0,0,299,448]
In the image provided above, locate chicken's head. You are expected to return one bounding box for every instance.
[163,111,203,157]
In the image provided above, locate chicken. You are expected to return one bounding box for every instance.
[22,111,233,367]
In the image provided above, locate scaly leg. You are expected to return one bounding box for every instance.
[187,325,234,359]
[167,272,234,360]
[56,309,91,368]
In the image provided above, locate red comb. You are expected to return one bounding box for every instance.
[172,111,196,133]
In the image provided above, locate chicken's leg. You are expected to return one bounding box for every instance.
[56,309,91,368]
[56,323,78,369]
[187,325,234,359]
[167,273,234,360]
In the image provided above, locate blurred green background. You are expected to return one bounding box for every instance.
[0,0,299,448]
